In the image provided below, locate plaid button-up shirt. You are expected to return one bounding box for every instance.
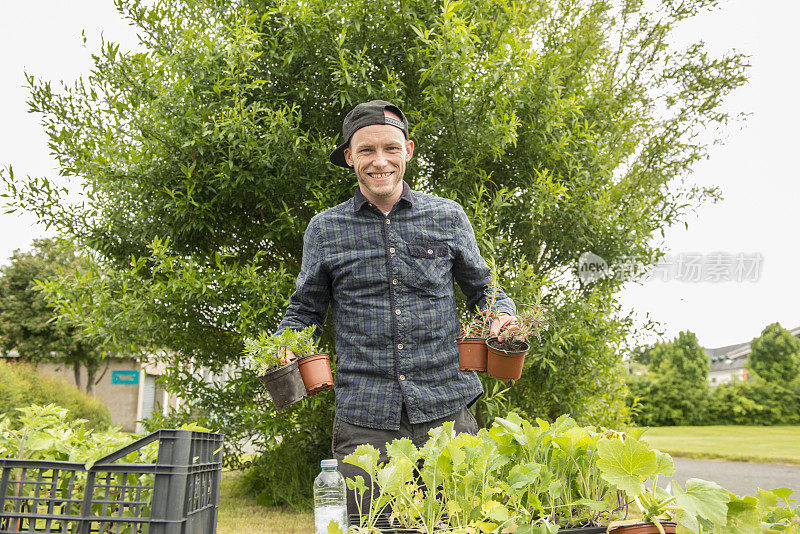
[277,181,515,429]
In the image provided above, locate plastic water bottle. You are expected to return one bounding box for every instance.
[314,459,348,534]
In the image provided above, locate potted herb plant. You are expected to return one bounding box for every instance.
[596,434,731,534]
[457,258,502,372]
[486,301,549,381]
[245,330,307,409]
[457,308,492,371]
[293,325,335,395]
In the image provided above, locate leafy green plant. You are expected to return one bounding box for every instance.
[753,487,799,532]
[494,300,550,351]
[459,258,502,340]
[0,404,158,531]
[343,442,416,533]
[340,412,793,534]
[244,325,319,375]
[709,486,800,533]
[1,403,213,532]
[596,434,730,533]
[487,413,624,529]
[459,307,492,340]
[342,413,628,533]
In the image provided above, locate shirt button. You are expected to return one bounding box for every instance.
[397,343,404,350]
[427,249,434,255]
[392,279,398,285]
[399,374,406,381]
[385,219,391,225]
[389,247,396,254]
[395,309,401,315]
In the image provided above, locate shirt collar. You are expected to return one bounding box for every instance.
[353,181,414,213]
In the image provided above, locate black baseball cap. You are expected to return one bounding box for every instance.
[329,100,409,168]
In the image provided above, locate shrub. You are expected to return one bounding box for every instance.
[707,379,800,425]
[239,397,334,510]
[0,360,111,429]
[626,373,709,426]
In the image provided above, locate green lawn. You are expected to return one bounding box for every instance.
[642,425,800,464]
[217,470,312,534]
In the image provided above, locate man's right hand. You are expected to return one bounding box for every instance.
[278,347,297,364]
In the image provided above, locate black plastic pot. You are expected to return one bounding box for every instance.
[259,360,306,408]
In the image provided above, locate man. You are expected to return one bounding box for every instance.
[276,100,516,513]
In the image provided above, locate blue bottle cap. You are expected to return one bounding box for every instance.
[321,459,338,469]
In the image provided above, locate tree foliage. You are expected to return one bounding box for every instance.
[627,331,710,426]
[649,331,709,384]
[747,322,800,386]
[0,239,108,395]
[2,0,747,477]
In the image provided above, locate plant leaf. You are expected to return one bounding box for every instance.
[769,487,794,504]
[482,500,509,523]
[577,498,609,512]
[386,437,420,463]
[673,478,730,525]
[508,463,542,491]
[654,450,676,476]
[719,494,759,534]
[345,475,367,494]
[596,437,657,496]
[677,510,699,533]
[326,520,344,534]
[343,443,381,477]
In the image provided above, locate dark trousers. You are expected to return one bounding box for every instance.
[332,405,479,516]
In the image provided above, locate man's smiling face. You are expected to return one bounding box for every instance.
[344,113,414,211]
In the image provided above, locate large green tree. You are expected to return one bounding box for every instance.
[748,323,800,386]
[0,239,107,395]
[2,0,747,467]
[627,331,710,426]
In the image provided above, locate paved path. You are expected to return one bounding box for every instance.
[670,457,800,497]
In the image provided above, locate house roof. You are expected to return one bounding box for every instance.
[706,325,800,372]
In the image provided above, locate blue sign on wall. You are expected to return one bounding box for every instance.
[111,370,140,385]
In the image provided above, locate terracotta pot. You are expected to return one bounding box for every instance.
[457,337,488,371]
[485,337,529,381]
[297,353,334,395]
[609,522,676,534]
[259,360,306,408]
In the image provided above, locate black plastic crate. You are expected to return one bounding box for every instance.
[0,429,223,534]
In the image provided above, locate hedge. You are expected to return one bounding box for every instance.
[0,359,111,429]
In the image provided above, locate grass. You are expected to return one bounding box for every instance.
[217,470,313,534]
[642,425,800,464]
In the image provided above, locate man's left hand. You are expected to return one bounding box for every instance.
[490,314,516,342]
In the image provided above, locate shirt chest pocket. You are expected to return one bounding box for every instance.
[404,242,450,293]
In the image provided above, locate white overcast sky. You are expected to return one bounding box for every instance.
[1,1,798,350]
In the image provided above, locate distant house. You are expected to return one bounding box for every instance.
[705,326,800,386]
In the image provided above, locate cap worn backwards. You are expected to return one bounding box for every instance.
[329,100,409,168]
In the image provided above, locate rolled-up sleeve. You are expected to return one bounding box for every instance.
[451,205,516,316]
[276,215,330,340]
